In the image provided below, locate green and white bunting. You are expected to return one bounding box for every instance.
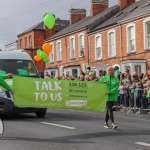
[13,76,107,112]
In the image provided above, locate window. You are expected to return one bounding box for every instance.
[70,37,75,59]
[125,66,131,73]
[115,12,123,17]
[126,23,135,53]
[50,44,54,63]
[78,33,84,57]
[135,65,141,76]
[20,39,22,49]
[65,69,69,76]
[144,18,150,49]
[25,37,28,48]
[0,60,38,77]
[127,6,137,12]
[72,69,78,77]
[29,35,32,48]
[95,34,102,60]
[56,41,62,61]
[142,2,150,8]
[51,71,56,78]
[108,30,116,58]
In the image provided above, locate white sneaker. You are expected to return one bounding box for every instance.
[112,124,118,130]
[104,122,110,129]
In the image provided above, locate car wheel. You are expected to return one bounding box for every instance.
[35,109,47,118]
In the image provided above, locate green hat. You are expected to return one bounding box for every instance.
[114,66,119,71]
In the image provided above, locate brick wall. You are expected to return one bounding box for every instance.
[89,14,150,74]
[18,30,46,72]
[118,0,135,10]
[69,9,86,25]
[18,31,34,49]
[90,0,108,16]
[45,30,89,73]
[121,16,150,71]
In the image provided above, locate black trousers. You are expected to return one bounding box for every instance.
[105,101,115,123]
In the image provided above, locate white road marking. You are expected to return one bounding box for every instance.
[135,142,150,147]
[40,122,76,130]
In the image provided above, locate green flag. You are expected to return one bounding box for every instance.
[13,76,107,112]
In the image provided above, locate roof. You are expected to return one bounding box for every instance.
[90,0,150,32]
[18,19,69,36]
[46,5,119,41]
[0,50,32,60]
[120,0,150,22]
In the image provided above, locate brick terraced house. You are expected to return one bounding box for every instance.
[89,0,150,76]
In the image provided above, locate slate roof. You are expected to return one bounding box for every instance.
[90,0,150,32]
[45,5,119,41]
[18,19,69,36]
[121,0,150,22]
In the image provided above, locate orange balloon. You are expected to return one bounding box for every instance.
[34,55,42,61]
[42,43,52,55]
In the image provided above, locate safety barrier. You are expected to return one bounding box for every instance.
[114,87,150,114]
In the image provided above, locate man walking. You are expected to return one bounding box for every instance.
[99,66,120,129]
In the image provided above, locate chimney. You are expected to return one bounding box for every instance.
[69,9,86,25]
[90,0,108,16]
[45,26,56,39]
[118,0,135,10]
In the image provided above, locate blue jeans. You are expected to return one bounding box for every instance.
[120,94,124,106]
[148,99,150,109]
[140,96,147,109]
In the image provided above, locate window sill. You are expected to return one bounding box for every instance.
[144,48,150,51]
[79,55,85,58]
[127,51,136,55]
[50,62,54,64]
[57,60,62,63]
[70,58,75,60]
[108,56,116,59]
[96,59,102,62]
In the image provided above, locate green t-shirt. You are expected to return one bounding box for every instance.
[146,89,150,98]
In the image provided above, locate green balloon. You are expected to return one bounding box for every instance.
[40,51,46,58]
[36,49,42,55]
[44,13,55,29]
[43,57,49,63]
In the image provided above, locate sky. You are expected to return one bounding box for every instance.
[0,0,118,50]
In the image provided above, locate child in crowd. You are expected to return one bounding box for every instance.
[118,81,125,108]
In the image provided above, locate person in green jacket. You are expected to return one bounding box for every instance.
[0,73,13,93]
[99,66,120,129]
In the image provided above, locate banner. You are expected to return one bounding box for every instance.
[13,76,107,112]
